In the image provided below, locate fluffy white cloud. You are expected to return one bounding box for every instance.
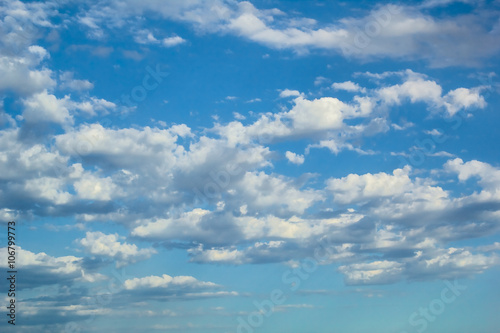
[73,174,120,201]
[78,231,157,267]
[133,29,186,47]
[55,124,180,169]
[162,35,186,47]
[0,247,87,288]
[131,208,212,241]
[121,273,239,301]
[287,96,357,132]
[332,81,366,93]
[216,93,373,148]
[0,1,56,94]
[124,274,218,290]
[22,90,72,125]
[445,158,500,200]
[339,260,404,285]
[421,247,498,277]
[339,246,499,284]
[279,89,303,98]
[443,87,486,116]
[22,91,117,125]
[231,171,324,215]
[0,52,55,96]
[327,166,413,204]
[24,176,72,205]
[376,71,487,116]
[12,0,499,67]
[285,151,304,165]
[214,70,485,156]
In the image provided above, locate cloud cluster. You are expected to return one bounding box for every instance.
[78,231,157,267]
[75,0,500,66]
[0,2,499,331]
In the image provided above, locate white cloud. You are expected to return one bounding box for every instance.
[327,166,413,204]
[132,29,187,47]
[376,70,487,116]
[162,36,186,47]
[0,52,55,96]
[332,81,366,93]
[59,71,94,91]
[424,129,443,136]
[233,112,246,120]
[285,151,304,165]
[133,29,159,44]
[72,1,500,66]
[443,87,486,116]
[131,208,212,240]
[215,70,483,154]
[339,260,404,285]
[24,177,72,205]
[232,171,324,215]
[308,139,376,155]
[124,274,218,290]
[0,247,85,288]
[55,124,180,169]
[74,174,120,201]
[287,96,355,132]
[279,89,303,98]
[22,90,72,125]
[445,158,500,197]
[78,231,156,267]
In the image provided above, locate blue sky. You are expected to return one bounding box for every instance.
[1,0,500,332]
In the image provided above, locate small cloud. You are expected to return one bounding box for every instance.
[314,76,330,86]
[134,29,159,44]
[429,151,455,157]
[246,98,262,103]
[279,89,303,98]
[233,112,246,120]
[122,50,145,61]
[424,129,443,136]
[59,71,94,91]
[391,122,415,131]
[225,96,238,101]
[162,36,186,47]
[332,81,366,93]
[285,151,305,165]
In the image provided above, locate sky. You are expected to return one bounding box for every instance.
[0,0,500,332]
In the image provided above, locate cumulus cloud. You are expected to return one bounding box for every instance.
[78,231,157,267]
[22,90,72,125]
[124,274,217,290]
[162,35,186,47]
[120,273,237,301]
[339,260,404,285]
[78,1,500,66]
[279,89,303,98]
[285,151,305,165]
[214,70,486,156]
[376,70,487,116]
[0,247,87,289]
[327,166,413,204]
[332,81,366,93]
